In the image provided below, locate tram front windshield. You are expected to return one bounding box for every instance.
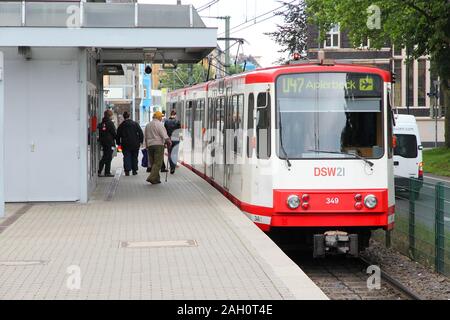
[276,72,384,160]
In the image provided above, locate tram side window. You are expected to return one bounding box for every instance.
[247,94,255,158]
[208,98,213,130]
[232,95,238,153]
[201,99,205,130]
[217,98,224,137]
[257,92,271,159]
[176,101,184,123]
[388,96,394,159]
[186,101,193,131]
[233,95,244,155]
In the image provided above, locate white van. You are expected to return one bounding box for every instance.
[393,115,424,189]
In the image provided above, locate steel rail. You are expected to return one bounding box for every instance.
[359,257,424,300]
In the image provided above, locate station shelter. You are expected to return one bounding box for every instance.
[0,1,217,216]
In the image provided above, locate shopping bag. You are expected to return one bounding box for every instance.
[141,148,148,168]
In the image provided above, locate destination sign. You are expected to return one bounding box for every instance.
[277,73,382,98]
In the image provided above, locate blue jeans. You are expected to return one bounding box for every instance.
[123,149,139,173]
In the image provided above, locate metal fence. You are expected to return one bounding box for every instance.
[375,177,450,277]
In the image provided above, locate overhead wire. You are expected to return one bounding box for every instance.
[197,0,220,12]
[230,7,290,35]
[218,0,296,36]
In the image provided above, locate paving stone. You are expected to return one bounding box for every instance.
[0,157,326,300]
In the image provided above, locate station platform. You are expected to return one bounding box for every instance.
[0,157,327,300]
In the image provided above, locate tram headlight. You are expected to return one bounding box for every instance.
[364,195,378,209]
[287,195,300,209]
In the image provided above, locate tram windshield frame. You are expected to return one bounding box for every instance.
[275,72,385,161]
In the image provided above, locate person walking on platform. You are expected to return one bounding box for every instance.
[116,111,144,176]
[145,111,171,185]
[164,110,181,174]
[98,109,117,177]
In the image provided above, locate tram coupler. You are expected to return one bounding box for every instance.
[313,231,359,258]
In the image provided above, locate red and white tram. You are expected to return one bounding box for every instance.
[167,61,396,256]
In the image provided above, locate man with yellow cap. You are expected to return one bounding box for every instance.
[144,111,171,184]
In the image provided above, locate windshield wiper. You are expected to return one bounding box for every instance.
[278,112,292,169]
[307,149,374,168]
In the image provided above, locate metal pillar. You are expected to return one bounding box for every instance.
[79,49,89,204]
[224,16,230,74]
[435,182,445,274]
[0,52,4,217]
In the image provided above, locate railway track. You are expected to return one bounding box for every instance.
[280,247,422,300]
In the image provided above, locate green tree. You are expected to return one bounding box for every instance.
[228,64,244,75]
[266,0,308,63]
[306,0,450,146]
[159,63,210,90]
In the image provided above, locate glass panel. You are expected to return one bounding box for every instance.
[361,37,369,48]
[247,93,254,158]
[257,93,271,159]
[84,3,134,28]
[333,34,339,47]
[325,34,332,47]
[394,134,418,158]
[394,60,403,107]
[138,4,190,28]
[0,2,22,27]
[26,2,79,27]
[393,45,402,56]
[185,101,192,130]
[276,73,384,159]
[407,61,414,106]
[331,24,339,32]
[418,60,426,107]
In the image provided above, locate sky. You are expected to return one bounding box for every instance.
[138,0,288,67]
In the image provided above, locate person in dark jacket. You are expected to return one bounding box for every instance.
[164,110,181,174]
[97,109,117,177]
[116,111,144,176]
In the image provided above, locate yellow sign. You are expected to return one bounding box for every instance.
[359,77,374,91]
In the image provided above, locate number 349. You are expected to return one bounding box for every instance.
[326,197,340,205]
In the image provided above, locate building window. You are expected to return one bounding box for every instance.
[430,61,444,108]
[407,60,414,107]
[360,37,370,49]
[418,60,426,107]
[393,60,402,107]
[393,45,403,57]
[324,24,340,48]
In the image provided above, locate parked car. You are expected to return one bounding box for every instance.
[393,114,424,197]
